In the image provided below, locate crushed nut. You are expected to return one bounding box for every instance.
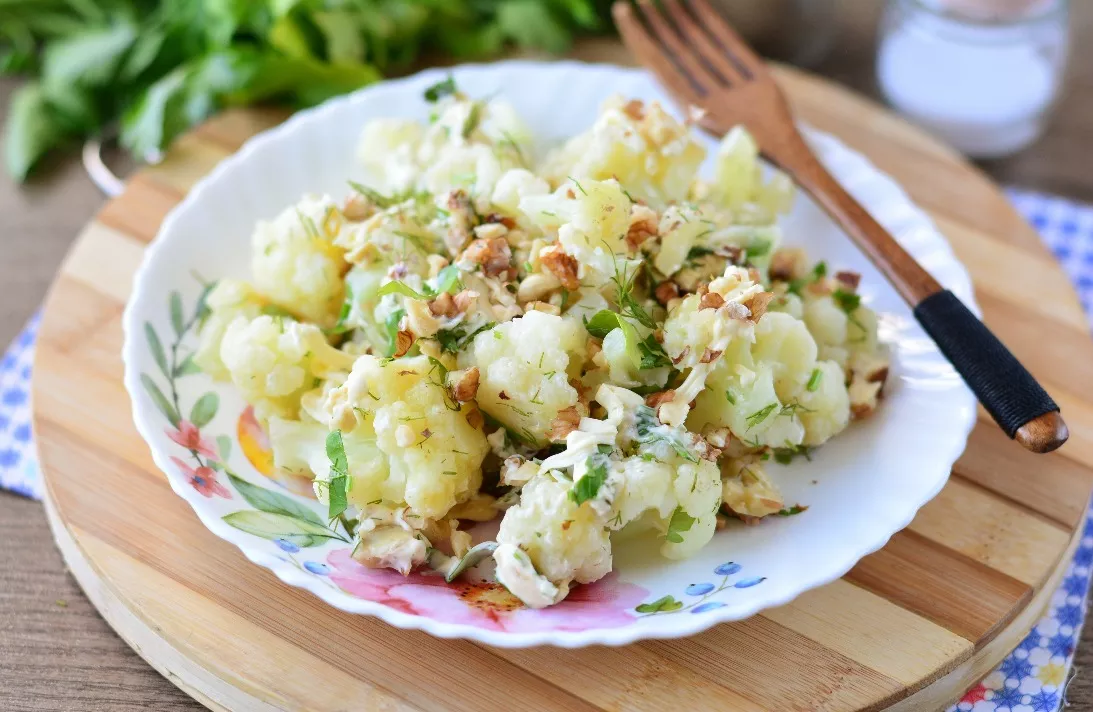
[342,192,374,221]
[428,292,458,318]
[445,190,477,256]
[465,408,484,430]
[483,213,517,229]
[700,348,723,363]
[526,300,561,316]
[808,278,833,296]
[851,403,874,420]
[450,367,480,402]
[835,270,861,291]
[645,390,676,408]
[747,267,762,284]
[867,365,889,384]
[393,330,414,357]
[460,237,513,278]
[715,512,730,531]
[742,291,774,322]
[539,245,580,290]
[548,406,581,442]
[626,204,659,251]
[452,289,477,313]
[699,291,725,310]
[654,280,680,306]
[622,99,645,121]
[769,248,808,281]
[671,346,690,365]
[473,222,509,240]
[516,273,559,302]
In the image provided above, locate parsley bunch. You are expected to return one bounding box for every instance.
[2,0,610,181]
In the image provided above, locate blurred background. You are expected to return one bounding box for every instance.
[1,1,1092,707]
[3,0,1090,348]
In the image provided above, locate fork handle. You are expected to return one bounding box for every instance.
[780,148,1068,454]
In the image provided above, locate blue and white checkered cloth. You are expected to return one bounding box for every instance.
[2,189,1091,709]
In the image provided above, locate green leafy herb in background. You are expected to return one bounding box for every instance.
[1,0,610,181]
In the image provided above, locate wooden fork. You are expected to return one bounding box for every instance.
[614,0,1068,453]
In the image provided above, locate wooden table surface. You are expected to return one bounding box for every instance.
[3,4,1093,710]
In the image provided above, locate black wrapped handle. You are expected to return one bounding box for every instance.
[914,290,1067,452]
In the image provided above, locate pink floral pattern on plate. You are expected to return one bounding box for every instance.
[326,549,648,632]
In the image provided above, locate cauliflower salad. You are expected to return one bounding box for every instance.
[196,77,889,609]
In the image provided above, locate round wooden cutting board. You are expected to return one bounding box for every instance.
[33,49,1093,711]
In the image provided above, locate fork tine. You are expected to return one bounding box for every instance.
[685,0,766,80]
[661,0,747,84]
[613,2,702,103]
[631,1,726,90]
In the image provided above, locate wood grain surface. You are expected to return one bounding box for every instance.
[4,4,1093,710]
[21,53,1093,712]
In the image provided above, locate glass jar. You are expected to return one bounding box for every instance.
[876,0,1069,158]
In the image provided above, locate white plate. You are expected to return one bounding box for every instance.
[122,60,978,648]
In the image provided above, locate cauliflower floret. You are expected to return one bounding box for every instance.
[751,311,819,401]
[460,311,586,446]
[690,360,806,449]
[356,118,424,194]
[795,360,851,446]
[541,96,706,206]
[494,473,612,607]
[611,455,721,560]
[251,194,350,327]
[658,266,763,426]
[709,126,795,220]
[491,168,550,222]
[219,315,356,421]
[653,204,709,276]
[193,279,267,379]
[321,354,490,519]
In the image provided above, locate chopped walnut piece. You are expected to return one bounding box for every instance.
[850,403,874,419]
[526,300,561,316]
[699,291,725,310]
[342,192,374,221]
[715,512,730,531]
[452,289,477,313]
[718,245,744,265]
[671,346,690,365]
[700,348,723,363]
[622,99,646,120]
[548,406,581,442]
[626,204,659,251]
[445,190,477,256]
[460,237,512,278]
[768,247,808,281]
[473,222,508,240]
[645,390,676,408]
[428,292,458,318]
[450,367,480,402]
[747,267,762,284]
[742,291,775,322]
[465,407,484,430]
[807,278,834,296]
[654,280,680,306]
[569,378,591,410]
[835,271,861,291]
[393,330,414,357]
[539,245,580,290]
[483,213,517,229]
[868,366,889,384]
